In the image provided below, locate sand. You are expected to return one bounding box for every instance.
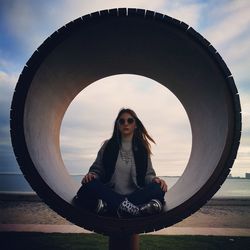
[0,194,250,229]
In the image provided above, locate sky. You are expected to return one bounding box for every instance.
[0,0,249,179]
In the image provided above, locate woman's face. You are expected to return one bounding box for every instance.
[117,112,137,138]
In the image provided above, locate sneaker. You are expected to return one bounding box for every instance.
[95,199,108,215]
[139,199,162,216]
[117,198,140,218]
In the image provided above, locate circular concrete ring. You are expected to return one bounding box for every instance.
[10,8,241,235]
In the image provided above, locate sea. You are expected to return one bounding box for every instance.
[0,173,250,198]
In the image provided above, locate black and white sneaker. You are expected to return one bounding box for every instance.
[117,198,140,218]
[139,199,163,216]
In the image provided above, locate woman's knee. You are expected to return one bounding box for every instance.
[77,178,100,196]
[148,182,166,197]
[149,182,163,191]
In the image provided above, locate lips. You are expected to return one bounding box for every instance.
[123,127,130,131]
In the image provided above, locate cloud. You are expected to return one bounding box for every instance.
[1,1,61,54]
[59,0,166,19]
[0,69,21,173]
[0,70,18,114]
[202,1,250,47]
[161,1,205,28]
[200,1,250,86]
[224,35,250,86]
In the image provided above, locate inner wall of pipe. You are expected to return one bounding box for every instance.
[24,17,233,208]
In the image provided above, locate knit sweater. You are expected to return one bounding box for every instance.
[88,138,156,195]
[109,137,138,194]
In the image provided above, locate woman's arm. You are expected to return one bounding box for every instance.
[81,141,108,184]
[144,157,156,184]
[145,157,168,192]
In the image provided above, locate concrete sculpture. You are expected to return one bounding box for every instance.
[10,8,241,247]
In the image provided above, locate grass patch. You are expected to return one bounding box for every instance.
[0,232,249,250]
[1,232,108,250]
[140,235,249,250]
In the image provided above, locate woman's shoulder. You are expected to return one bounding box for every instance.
[101,139,109,147]
[100,139,113,150]
[95,140,109,156]
[101,137,120,153]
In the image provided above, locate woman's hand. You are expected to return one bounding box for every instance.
[81,172,97,184]
[152,177,168,192]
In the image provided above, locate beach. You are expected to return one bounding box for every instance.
[1,194,250,250]
[1,193,250,235]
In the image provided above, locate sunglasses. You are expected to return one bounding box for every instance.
[118,117,135,125]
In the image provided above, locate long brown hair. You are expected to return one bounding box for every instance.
[110,108,155,155]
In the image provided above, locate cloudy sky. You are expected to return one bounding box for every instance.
[0,0,249,178]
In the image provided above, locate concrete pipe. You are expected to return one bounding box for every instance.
[10,8,241,235]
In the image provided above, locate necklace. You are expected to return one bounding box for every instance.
[120,148,132,165]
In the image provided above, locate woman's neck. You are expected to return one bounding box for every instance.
[121,135,133,151]
[121,134,133,142]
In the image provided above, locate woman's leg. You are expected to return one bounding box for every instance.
[76,178,124,214]
[75,179,141,217]
[127,182,165,206]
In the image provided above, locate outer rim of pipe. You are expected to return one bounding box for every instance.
[10,8,241,235]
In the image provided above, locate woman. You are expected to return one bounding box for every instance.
[74,108,167,217]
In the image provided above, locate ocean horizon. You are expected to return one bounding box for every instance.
[1,173,250,198]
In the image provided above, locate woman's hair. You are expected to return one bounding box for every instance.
[110,108,155,155]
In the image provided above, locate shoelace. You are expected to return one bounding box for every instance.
[118,198,139,216]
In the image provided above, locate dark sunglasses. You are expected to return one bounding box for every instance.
[118,117,135,125]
